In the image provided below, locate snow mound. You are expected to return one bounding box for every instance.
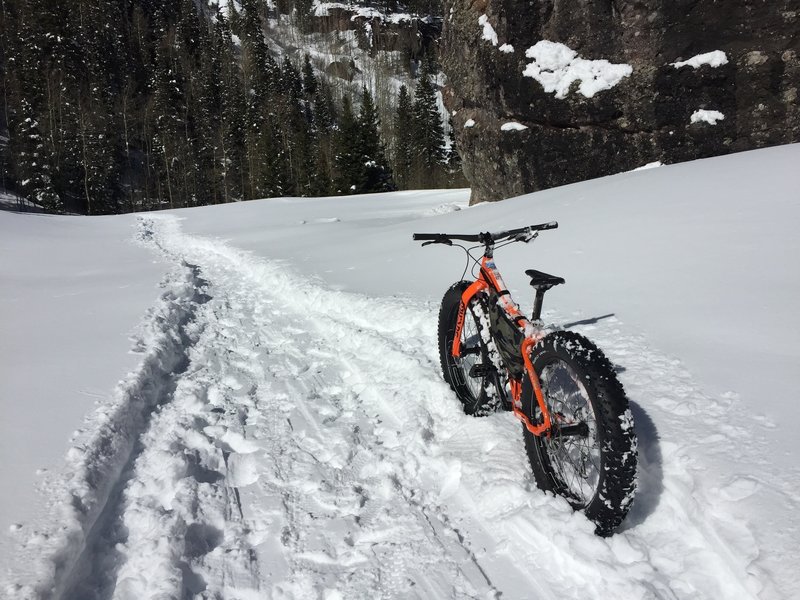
[425,203,463,216]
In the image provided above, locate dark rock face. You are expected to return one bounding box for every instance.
[441,0,800,204]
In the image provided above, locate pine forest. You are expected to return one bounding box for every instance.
[0,0,462,214]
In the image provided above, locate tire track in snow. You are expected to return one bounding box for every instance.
[135,219,582,597]
[140,217,509,598]
[2,256,222,600]
[61,258,269,600]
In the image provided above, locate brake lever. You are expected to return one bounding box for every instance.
[421,239,453,247]
[515,231,539,243]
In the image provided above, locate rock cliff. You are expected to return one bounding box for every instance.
[441,0,800,203]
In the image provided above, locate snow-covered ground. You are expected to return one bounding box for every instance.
[1,144,799,598]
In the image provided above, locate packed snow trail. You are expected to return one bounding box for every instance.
[9,213,787,599]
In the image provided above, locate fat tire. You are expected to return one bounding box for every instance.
[522,331,637,535]
[437,281,500,415]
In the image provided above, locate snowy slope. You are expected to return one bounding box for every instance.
[0,214,165,534]
[1,145,799,599]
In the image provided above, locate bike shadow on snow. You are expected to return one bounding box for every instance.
[560,312,617,329]
[620,399,664,531]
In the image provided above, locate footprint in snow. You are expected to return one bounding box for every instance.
[718,476,760,502]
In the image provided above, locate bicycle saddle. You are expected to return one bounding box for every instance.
[525,269,565,289]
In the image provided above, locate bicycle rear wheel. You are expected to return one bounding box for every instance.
[522,331,637,535]
[438,281,504,415]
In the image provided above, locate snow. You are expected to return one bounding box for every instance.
[478,14,498,46]
[691,109,725,125]
[0,191,43,212]
[501,121,529,131]
[632,161,664,171]
[263,10,454,151]
[0,213,166,593]
[523,40,633,99]
[672,50,729,69]
[2,145,800,598]
[312,1,413,24]
[475,18,513,54]
[464,118,476,128]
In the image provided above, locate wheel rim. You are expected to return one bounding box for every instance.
[456,308,484,400]
[539,360,601,506]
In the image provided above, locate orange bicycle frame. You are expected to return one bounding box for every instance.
[452,256,553,437]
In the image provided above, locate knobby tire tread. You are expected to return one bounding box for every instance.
[438,281,497,415]
[523,331,637,536]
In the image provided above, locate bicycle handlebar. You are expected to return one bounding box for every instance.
[412,221,558,244]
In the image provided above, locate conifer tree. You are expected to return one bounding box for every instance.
[310,80,336,195]
[411,55,446,186]
[151,35,188,208]
[302,54,317,97]
[358,87,393,193]
[334,95,361,194]
[393,84,413,189]
[13,99,61,211]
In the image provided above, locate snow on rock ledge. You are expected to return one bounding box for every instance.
[312,1,414,23]
[523,40,633,99]
[478,14,498,46]
[501,122,528,131]
[690,109,725,125]
[672,50,729,69]
[632,161,664,171]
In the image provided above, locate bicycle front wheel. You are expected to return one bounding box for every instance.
[522,331,637,535]
[438,281,503,415]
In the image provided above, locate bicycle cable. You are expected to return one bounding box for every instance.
[455,234,536,282]
[451,243,482,282]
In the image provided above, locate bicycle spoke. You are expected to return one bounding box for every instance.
[540,360,600,506]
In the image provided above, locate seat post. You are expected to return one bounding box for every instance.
[525,269,564,322]
[532,287,548,321]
